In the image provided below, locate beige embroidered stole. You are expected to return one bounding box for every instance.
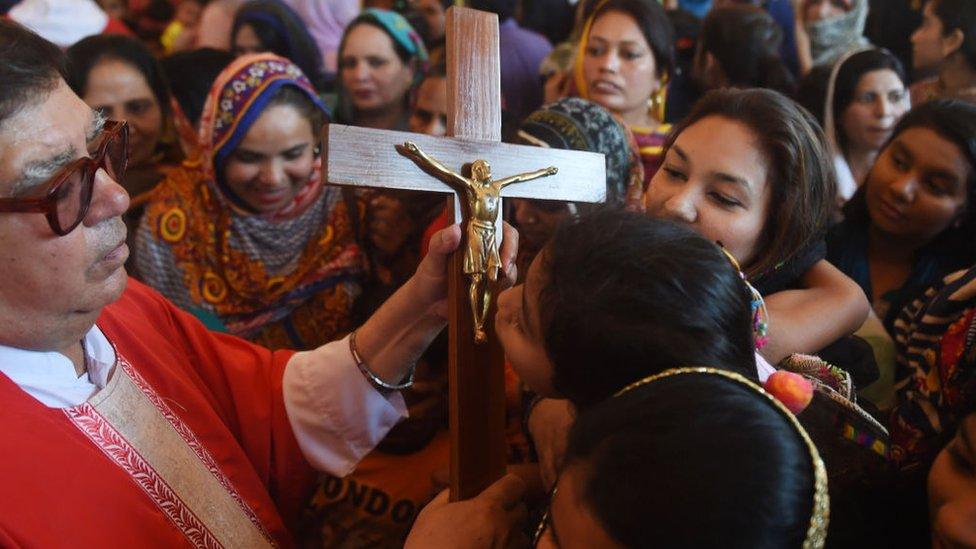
[65,355,276,549]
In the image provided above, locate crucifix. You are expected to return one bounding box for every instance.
[323,7,605,500]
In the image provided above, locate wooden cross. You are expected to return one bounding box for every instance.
[323,7,605,500]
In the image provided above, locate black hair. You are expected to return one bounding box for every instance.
[160,48,234,126]
[796,63,833,125]
[520,0,575,45]
[466,0,517,22]
[586,0,675,80]
[831,49,907,156]
[539,210,757,409]
[232,0,327,91]
[843,99,976,258]
[65,34,172,122]
[931,0,976,70]
[698,5,795,96]
[0,21,66,128]
[563,372,816,548]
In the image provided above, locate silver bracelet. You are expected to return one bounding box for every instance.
[349,330,415,391]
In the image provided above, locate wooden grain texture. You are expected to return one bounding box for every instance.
[446,6,501,142]
[324,124,606,203]
[446,6,507,503]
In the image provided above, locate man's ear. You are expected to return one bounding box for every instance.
[942,28,966,59]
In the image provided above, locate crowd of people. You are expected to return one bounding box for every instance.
[2,0,976,547]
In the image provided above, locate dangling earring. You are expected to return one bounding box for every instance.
[647,72,670,123]
[718,243,770,351]
[313,144,322,157]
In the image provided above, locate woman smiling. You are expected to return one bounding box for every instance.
[828,99,976,333]
[135,54,365,349]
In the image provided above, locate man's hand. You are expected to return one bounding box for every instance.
[414,223,519,319]
[405,474,529,548]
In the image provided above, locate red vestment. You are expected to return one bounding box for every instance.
[0,280,314,548]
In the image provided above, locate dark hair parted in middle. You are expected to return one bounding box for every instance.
[585,0,675,80]
[538,210,756,409]
[843,98,976,256]
[64,33,172,122]
[663,88,836,280]
[564,371,817,547]
[232,0,326,90]
[830,49,907,155]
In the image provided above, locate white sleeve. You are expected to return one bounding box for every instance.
[282,335,408,476]
[755,351,776,382]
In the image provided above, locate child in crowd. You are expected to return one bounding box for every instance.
[496,210,757,410]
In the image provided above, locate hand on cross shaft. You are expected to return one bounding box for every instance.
[413,222,519,320]
[405,474,529,549]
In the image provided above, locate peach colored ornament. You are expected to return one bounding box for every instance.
[764,371,814,414]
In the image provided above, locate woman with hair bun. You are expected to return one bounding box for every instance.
[694,5,797,96]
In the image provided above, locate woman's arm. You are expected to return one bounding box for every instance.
[760,259,870,364]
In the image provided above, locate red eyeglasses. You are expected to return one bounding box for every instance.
[0,120,128,236]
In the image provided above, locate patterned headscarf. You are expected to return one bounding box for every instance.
[136,54,365,349]
[516,97,641,207]
[335,9,429,126]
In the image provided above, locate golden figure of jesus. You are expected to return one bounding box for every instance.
[402,141,557,343]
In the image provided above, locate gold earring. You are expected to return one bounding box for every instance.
[647,73,670,123]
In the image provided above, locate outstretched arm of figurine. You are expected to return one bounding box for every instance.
[496,166,558,189]
[402,141,470,189]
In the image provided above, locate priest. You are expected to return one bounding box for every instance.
[0,21,525,548]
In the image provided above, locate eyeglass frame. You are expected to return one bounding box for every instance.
[0,120,128,236]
